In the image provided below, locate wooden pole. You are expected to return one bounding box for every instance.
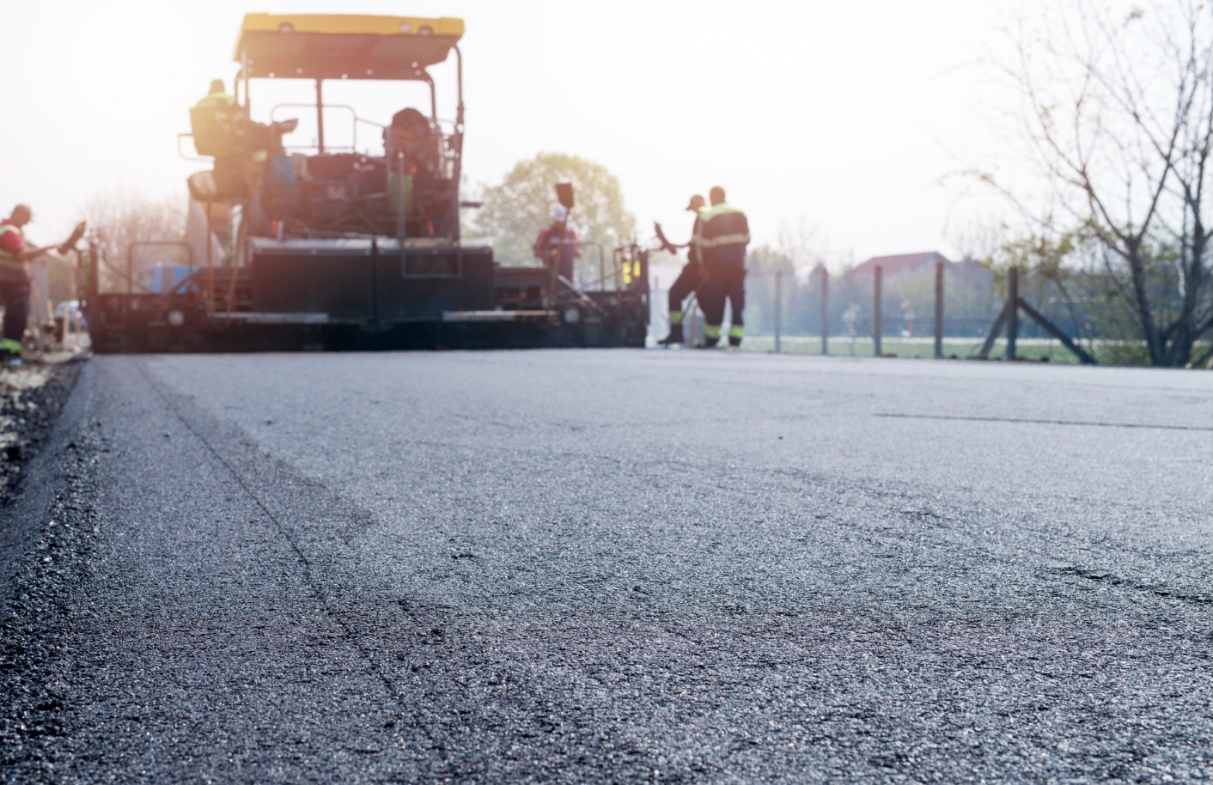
[934,260,944,359]
[1006,266,1019,360]
[873,265,883,357]
[821,267,829,355]
[978,302,1009,359]
[774,270,782,354]
[1017,297,1097,365]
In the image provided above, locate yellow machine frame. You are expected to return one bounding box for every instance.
[234,13,465,81]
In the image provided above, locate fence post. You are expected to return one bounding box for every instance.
[873,265,883,357]
[1006,266,1019,360]
[774,271,782,354]
[821,267,829,356]
[934,260,944,359]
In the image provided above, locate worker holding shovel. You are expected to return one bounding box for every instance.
[0,205,86,366]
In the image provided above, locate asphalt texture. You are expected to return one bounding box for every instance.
[3,350,1213,783]
[0,361,81,592]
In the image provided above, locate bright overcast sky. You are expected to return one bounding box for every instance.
[3,0,1020,262]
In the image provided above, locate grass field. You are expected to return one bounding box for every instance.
[736,335,1088,363]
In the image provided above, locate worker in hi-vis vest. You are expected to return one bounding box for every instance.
[693,186,750,348]
[0,205,79,366]
[657,194,706,346]
[192,79,241,155]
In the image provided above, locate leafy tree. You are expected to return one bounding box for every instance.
[471,153,636,272]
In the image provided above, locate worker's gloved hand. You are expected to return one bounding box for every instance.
[58,221,88,255]
[653,221,679,255]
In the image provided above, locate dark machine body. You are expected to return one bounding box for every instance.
[87,239,648,352]
[85,13,648,353]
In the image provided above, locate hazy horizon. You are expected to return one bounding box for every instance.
[3,0,1020,264]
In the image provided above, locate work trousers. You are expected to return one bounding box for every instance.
[667,262,702,316]
[699,262,746,345]
[0,278,29,346]
[546,245,576,284]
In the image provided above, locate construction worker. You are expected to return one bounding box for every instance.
[0,205,65,365]
[192,79,262,197]
[533,205,582,283]
[192,79,240,155]
[657,194,706,346]
[694,186,750,348]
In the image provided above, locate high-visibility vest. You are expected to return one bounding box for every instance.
[195,91,239,133]
[197,90,236,109]
[0,224,28,275]
[694,203,750,266]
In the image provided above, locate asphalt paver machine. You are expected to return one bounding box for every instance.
[86,13,649,352]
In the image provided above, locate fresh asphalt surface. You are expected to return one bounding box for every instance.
[7,350,1213,782]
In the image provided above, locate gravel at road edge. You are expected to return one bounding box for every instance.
[0,359,94,782]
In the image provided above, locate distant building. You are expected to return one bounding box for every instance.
[951,254,988,275]
[852,251,951,280]
[841,251,998,334]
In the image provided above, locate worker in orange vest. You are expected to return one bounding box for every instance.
[0,205,80,366]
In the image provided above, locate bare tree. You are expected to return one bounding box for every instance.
[83,188,187,293]
[775,218,849,282]
[989,0,1213,366]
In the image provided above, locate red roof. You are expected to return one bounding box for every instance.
[853,251,950,278]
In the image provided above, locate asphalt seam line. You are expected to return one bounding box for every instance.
[877,413,1213,432]
[134,359,450,767]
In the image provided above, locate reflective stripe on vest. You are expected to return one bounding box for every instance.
[0,225,27,274]
[196,92,240,138]
[697,202,745,223]
[197,91,236,109]
[698,233,751,249]
[700,206,749,239]
[698,203,749,265]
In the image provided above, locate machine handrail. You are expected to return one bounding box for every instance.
[270,103,386,153]
[126,241,196,297]
[176,133,211,162]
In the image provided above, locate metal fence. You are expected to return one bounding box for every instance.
[652,262,1096,362]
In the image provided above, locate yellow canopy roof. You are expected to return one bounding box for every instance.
[235,14,465,81]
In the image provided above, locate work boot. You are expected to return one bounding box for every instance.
[658,323,685,346]
[695,337,720,349]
